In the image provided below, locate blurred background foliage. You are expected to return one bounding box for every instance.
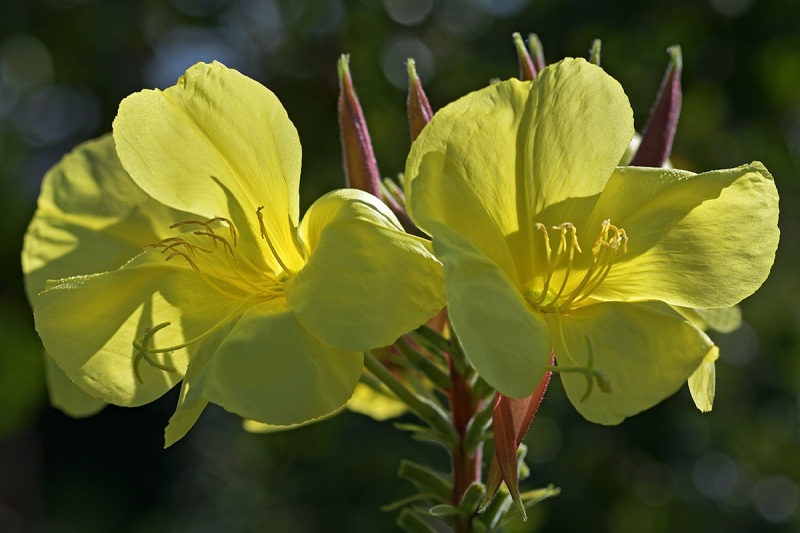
[1,0,799,531]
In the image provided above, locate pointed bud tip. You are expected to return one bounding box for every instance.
[406,57,419,82]
[667,44,683,71]
[513,31,537,81]
[527,33,542,52]
[527,33,545,72]
[337,53,351,81]
[589,39,602,66]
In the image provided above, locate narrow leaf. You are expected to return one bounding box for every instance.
[398,460,453,502]
[381,493,438,512]
[458,482,487,516]
[397,509,438,533]
[520,484,561,508]
[429,504,461,517]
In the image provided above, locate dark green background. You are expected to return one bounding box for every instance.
[1,0,798,531]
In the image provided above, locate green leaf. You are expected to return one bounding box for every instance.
[397,509,438,533]
[428,504,460,517]
[458,482,487,516]
[478,492,512,530]
[519,483,561,508]
[463,398,495,453]
[398,460,452,503]
[381,493,438,513]
[395,338,451,390]
[393,423,453,447]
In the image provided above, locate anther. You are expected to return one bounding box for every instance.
[193,231,235,258]
[256,206,268,241]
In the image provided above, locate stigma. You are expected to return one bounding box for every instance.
[526,219,628,313]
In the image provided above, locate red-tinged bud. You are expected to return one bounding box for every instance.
[589,39,602,66]
[482,353,554,518]
[338,54,382,197]
[513,32,536,81]
[630,45,683,167]
[527,33,545,72]
[407,58,433,141]
[492,395,526,519]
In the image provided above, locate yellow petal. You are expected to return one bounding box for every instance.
[287,189,445,351]
[346,382,407,421]
[44,354,106,417]
[430,222,552,398]
[688,346,719,413]
[407,151,518,283]
[22,135,194,302]
[675,306,742,334]
[185,302,363,426]
[406,58,634,282]
[589,163,779,308]
[113,61,304,273]
[35,250,243,406]
[548,301,712,424]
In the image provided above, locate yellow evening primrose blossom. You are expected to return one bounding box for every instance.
[23,62,444,446]
[405,58,779,424]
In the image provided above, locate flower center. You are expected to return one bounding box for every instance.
[148,210,288,302]
[526,219,628,313]
[131,209,293,382]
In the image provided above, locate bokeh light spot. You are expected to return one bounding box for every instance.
[383,0,433,26]
[382,37,434,88]
[752,475,798,523]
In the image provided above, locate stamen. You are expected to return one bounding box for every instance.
[549,223,580,303]
[532,223,554,305]
[528,219,628,313]
[256,206,293,275]
[193,231,235,258]
[148,215,288,302]
[170,217,237,246]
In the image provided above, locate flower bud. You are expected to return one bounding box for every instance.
[589,38,602,66]
[527,33,546,72]
[338,54,382,197]
[407,58,433,141]
[513,32,537,81]
[630,45,683,167]
[482,354,554,518]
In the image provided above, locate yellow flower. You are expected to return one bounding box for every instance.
[23,62,444,445]
[405,58,779,424]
